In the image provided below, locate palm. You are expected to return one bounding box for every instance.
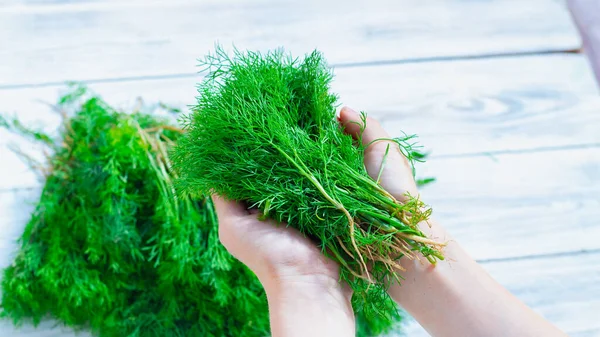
[216,203,341,281]
[212,107,417,331]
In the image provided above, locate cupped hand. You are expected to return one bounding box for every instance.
[213,106,415,286]
[213,195,346,289]
[212,106,421,336]
[213,195,355,337]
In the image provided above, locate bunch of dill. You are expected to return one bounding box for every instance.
[0,87,409,336]
[0,88,269,337]
[173,48,445,320]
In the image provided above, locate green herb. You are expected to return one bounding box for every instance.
[1,88,269,337]
[172,48,444,320]
[1,86,416,336]
[416,177,436,187]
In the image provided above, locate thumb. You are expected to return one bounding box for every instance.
[338,106,391,147]
[338,106,418,199]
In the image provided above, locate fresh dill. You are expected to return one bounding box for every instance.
[173,47,444,321]
[0,88,269,337]
[1,85,413,336]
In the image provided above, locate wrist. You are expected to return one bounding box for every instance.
[388,219,456,306]
[261,272,355,337]
[260,269,346,303]
[388,223,498,337]
[253,249,342,295]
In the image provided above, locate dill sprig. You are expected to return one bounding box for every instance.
[173,47,445,319]
[0,88,269,337]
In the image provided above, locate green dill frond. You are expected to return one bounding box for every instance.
[1,88,270,337]
[2,71,435,334]
[173,47,444,322]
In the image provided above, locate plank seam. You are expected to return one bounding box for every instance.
[2,143,599,192]
[0,49,582,91]
[477,248,600,264]
[430,143,600,159]
[333,48,581,69]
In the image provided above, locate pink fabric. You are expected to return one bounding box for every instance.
[568,0,600,86]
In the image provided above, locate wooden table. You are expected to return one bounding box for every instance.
[1,1,599,336]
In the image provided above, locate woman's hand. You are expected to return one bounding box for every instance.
[213,105,430,337]
[338,107,418,200]
[215,106,566,337]
[212,105,412,337]
[339,106,566,337]
[212,196,355,337]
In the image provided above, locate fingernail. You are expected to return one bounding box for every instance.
[342,106,359,118]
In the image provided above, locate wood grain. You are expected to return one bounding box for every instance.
[401,250,600,337]
[0,0,580,87]
[419,146,600,261]
[334,55,600,156]
[2,55,599,190]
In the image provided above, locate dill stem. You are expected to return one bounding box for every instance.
[271,142,371,281]
[375,144,391,185]
[346,167,399,203]
[172,47,444,324]
[357,210,415,233]
[396,233,446,247]
[144,125,185,134]
[328,241,367,280]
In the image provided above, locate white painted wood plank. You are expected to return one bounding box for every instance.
[401,250,600,336]
[0,0,580,87]
[0,0,174,10]
[1,55,599,176]
[0,189,36,269]
[0,322,85,337]
[335,55,600,157]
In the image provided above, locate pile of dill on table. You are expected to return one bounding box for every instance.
[0,80,433,336]
[0,88,269,337]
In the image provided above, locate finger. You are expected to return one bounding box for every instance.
[211,194,281,246]
[212,194,255,258]
[211,194,248,220]
[338,106,417,198]
[248,208,261,215]
[339,106,410,166]
[339,106,391,147]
